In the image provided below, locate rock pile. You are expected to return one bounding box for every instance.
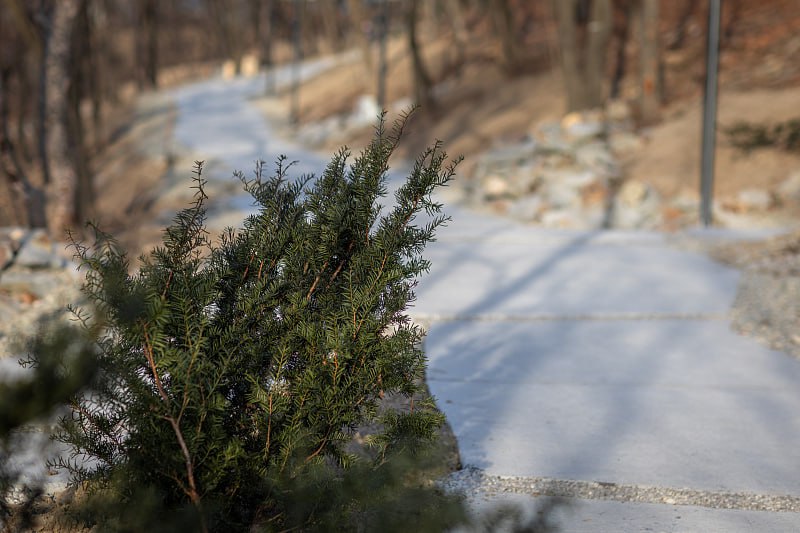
[0,227,82,361]
[464,105,667,230]
[465,104,800,231]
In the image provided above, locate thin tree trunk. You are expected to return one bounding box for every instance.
[637,0,660,123]
[137,0,158,87]
[610,0,632,99]
[490,0,521,73]
[44,0,81,234]
[261,0,275,93]
[1,69,27,226]
[406,0,435,110]
[86,0,103,147]
[70,0,94,226]
[347,0,373,76]
[442,0,467,68]
[553,0,612,112]
[209,0,244,73]
[319,0,341,53]
[586,0,612,105]
[16,72,33,164]
[553,0,586,111]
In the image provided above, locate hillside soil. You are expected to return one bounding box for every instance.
[262,2,800,231]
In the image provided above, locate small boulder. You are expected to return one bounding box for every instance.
[561,110,605,143]
[736,188,774,212]
[482,174,511,199]
[618,179,650,207]
[606,99,632,124]
[508,196,544,222]
[15,229,67,269]
[613,180,662,228]
[353,94,380,125]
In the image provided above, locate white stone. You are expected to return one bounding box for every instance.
[530,122,569,153]
[613,183,662,229]
[353,94,381,125]
[482,175,510,199]
[737,188,773,211]
[508,196,544,221]
[561,110,605,143]
[544,181,582,209]
[240,53,259,77]
[221,60,237,79]
[609,131,644,158]
[14,229,66,269]
[606,99,632,123]
[542,169,598,189]
[575,143,618,176]
[618,180,650,207]
[508,165,542,196]
[671,188,701,212]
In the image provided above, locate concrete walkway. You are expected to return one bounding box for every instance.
[413,215,800,530]
[157,69,800,530]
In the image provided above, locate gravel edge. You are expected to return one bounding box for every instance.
[439,466,800,512]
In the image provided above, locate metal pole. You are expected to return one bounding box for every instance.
[700,0,721,227]
[377,1,389,112]
[290,0,304,125]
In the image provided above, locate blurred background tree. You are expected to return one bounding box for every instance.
[0,0,797,234]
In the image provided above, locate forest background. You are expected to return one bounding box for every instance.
[1,0,799,249]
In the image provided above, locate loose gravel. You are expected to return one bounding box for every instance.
[439,466,800,512]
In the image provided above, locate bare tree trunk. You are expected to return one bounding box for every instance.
[319,0,342,53]
[209,0,245,73]
[260,0,276,93]
[490,0,521,73]
[1,0,40,165]
[406,0,435,110]
[552,0,612,112]
[44,0,81,235]
[553,0,587,111]
[70,0,95,226]
[441,0,467,68]
[610,0,632,99]
[347,0,373,76]
[137,0,159,88]
[85,0,103,147]
[586,0,612,102]
[636,0,660,123]
[0,68,45,227]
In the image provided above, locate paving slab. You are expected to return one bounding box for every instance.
[425,320,800,494]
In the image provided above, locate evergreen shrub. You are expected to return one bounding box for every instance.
[51,114,466,531]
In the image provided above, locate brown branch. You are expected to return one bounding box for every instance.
[265,393,273,460]
[161,270,174,299]
[241,253,255,281]
[142,324,208,533]
[257,259,265,281]
[304,428,333,464]
[305,260,329,301]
